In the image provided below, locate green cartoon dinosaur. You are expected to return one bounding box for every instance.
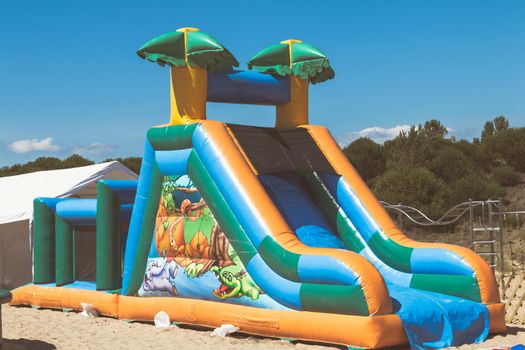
[210,247,262,300]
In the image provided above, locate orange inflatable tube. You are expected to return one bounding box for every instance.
[11,284,119,318]
[11,284,407,349]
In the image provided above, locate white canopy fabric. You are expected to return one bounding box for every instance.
[0,161,138,225]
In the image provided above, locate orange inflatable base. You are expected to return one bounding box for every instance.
[10,285,506,349]
[11,284,119,318]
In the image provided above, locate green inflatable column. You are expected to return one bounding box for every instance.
[55,215,74,286]
[33,199,58,284]
[96,181,121,291]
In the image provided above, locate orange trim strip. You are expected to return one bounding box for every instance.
[303,124,501,305]
[199,120,392,315]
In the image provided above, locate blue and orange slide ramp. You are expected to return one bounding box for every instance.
[11,28,506,349]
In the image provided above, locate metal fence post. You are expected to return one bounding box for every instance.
[498,198,504,275]
[488,200,495,271]
[469,199,474,245]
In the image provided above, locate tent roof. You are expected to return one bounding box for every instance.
[0,161,138,225]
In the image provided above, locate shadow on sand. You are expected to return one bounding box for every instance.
[504,324,525,336]
[0,338,56,350]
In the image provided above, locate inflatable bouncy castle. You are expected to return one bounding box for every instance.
[11,28,506,349]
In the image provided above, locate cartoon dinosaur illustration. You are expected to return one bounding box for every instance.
[153,175,264,302]
[210,247,262,301]
[178,222,234,277]
[154,176,235,278]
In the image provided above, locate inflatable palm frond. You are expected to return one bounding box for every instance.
[248,40,334,84]
[137,28,239,73]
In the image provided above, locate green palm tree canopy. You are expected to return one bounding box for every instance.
[247,40,335,84]
[137,28,239,73]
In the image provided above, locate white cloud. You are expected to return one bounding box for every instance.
[337,125,412,146]
[72,143,115,156]
[8,137,60,154]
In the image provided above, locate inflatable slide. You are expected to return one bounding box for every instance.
[11,28,505,349]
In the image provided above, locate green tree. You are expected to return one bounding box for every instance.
[494,115,510,132]
[481,115,509,142]
[104,157,142,175]
[342,138,385,183]
[421,119,448,139]
[62,154,95,168]
[427,145,477,183]
[481,121,495,141]
[383,125,446,170]
[455,139,491,172]
[484,128,525,172]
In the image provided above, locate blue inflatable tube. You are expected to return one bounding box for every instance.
[155,149,192,176]
[56,199,97,226]
[99,179,139,203]
[321,173,473,276]
[122,140,157,295]
[207,70,290,106]
[36,197,68,210]
[54,198,134,228]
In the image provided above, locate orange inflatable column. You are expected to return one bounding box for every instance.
[276,76,308,128]
[169,66,207,125]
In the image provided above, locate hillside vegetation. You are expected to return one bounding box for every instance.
[343,116,524,218]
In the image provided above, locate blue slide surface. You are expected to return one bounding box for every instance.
[259,172,489,349]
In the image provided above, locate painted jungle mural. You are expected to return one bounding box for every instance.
[138,175,280,309]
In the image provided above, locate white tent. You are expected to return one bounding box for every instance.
[0,161,138,289]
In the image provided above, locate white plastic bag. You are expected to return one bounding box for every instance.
[154,311,171,328]
[80,302,99,318]
[211,324,239,337]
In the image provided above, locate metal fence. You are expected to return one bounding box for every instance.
[381,199,525,276]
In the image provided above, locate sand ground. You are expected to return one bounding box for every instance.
[1,305,524,350]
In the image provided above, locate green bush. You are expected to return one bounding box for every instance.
[372,166,451,219]
[448,175,505,204]
[491,165,521,186]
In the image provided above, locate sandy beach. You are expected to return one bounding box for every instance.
[1,305,523,350]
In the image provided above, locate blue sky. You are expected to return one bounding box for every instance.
[1,0,524,166]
